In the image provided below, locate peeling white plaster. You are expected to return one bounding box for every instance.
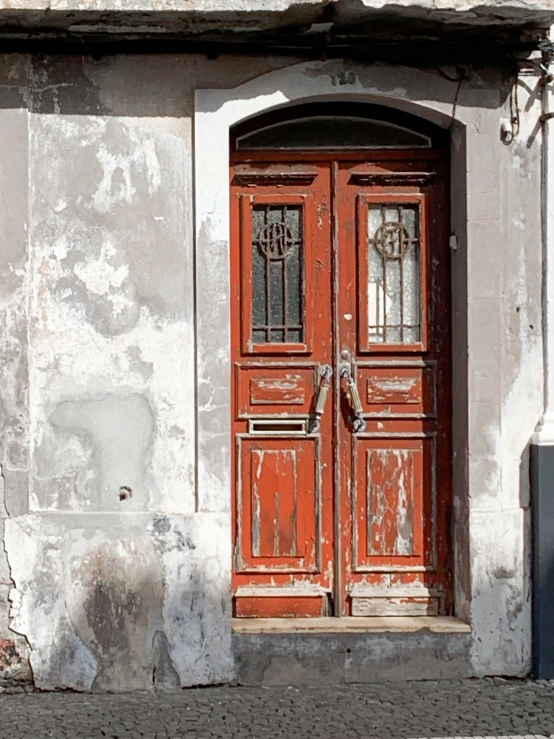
[92,136,161,213]
[27,108,195,516]
[0,52,543,692]
[74,242,129,296]
[5,513,233,691]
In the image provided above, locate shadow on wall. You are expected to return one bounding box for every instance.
[65,530,179,691]
[532,549,554,679]
[0,53,513,118]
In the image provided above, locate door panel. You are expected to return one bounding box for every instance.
[359,362,436,418]
[236,364,317,417]
[351,436,433,569]
[231,163,334,618]
[239,193,316,354]
[236,436,321,571]
[337,160,451,617]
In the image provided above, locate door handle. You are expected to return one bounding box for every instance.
[309,364,333,433]
[340,363,367,433]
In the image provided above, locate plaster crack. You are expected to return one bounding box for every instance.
[2,465,34,687]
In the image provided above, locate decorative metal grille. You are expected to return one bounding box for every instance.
[367,204,421,344]
[251,205,304,344]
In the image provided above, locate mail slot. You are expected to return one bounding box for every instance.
[249,418,307,436]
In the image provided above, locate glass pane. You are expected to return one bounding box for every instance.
[251,204,304,345]
[367,203,420,344]
[252,329,267,343]
[237,117,431,150]
[287,328,302,343]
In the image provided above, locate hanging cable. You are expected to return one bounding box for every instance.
[501,65,521,144]
[435,65,469,131]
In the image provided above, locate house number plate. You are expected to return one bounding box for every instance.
[330,72,358,86]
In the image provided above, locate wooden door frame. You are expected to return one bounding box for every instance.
[229,149,451,617]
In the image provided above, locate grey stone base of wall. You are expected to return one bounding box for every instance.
[531,443,554,679]
[232,631,473,686]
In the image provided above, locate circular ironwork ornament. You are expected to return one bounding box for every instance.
[257,222,296,260]
[372,222,416,260]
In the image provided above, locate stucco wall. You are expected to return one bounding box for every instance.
[0,52,544,689]
[0,53,289,691]
[0,55,32,685]
[467,64,542,673]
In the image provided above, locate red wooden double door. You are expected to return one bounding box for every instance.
[231,150,452,618]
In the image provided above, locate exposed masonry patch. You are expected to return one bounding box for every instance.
[0,464,31,687]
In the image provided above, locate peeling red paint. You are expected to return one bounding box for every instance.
[231,152,452,618]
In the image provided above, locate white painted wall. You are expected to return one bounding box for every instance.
[0,53,543,688]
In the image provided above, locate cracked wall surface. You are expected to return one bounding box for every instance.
[2,53,268,690]
[0,55,32,687]
[0,51,545,689]
[6,513,231,690]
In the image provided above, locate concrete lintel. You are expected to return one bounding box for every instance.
[0,1,549,38]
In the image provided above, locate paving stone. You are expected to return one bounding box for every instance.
[1,679,554,738]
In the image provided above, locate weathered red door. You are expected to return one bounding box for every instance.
[336,158,452,617]
[231,163,335,617]
[231,148,451,618]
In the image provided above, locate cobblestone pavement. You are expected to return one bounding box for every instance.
[3,678,554,738]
